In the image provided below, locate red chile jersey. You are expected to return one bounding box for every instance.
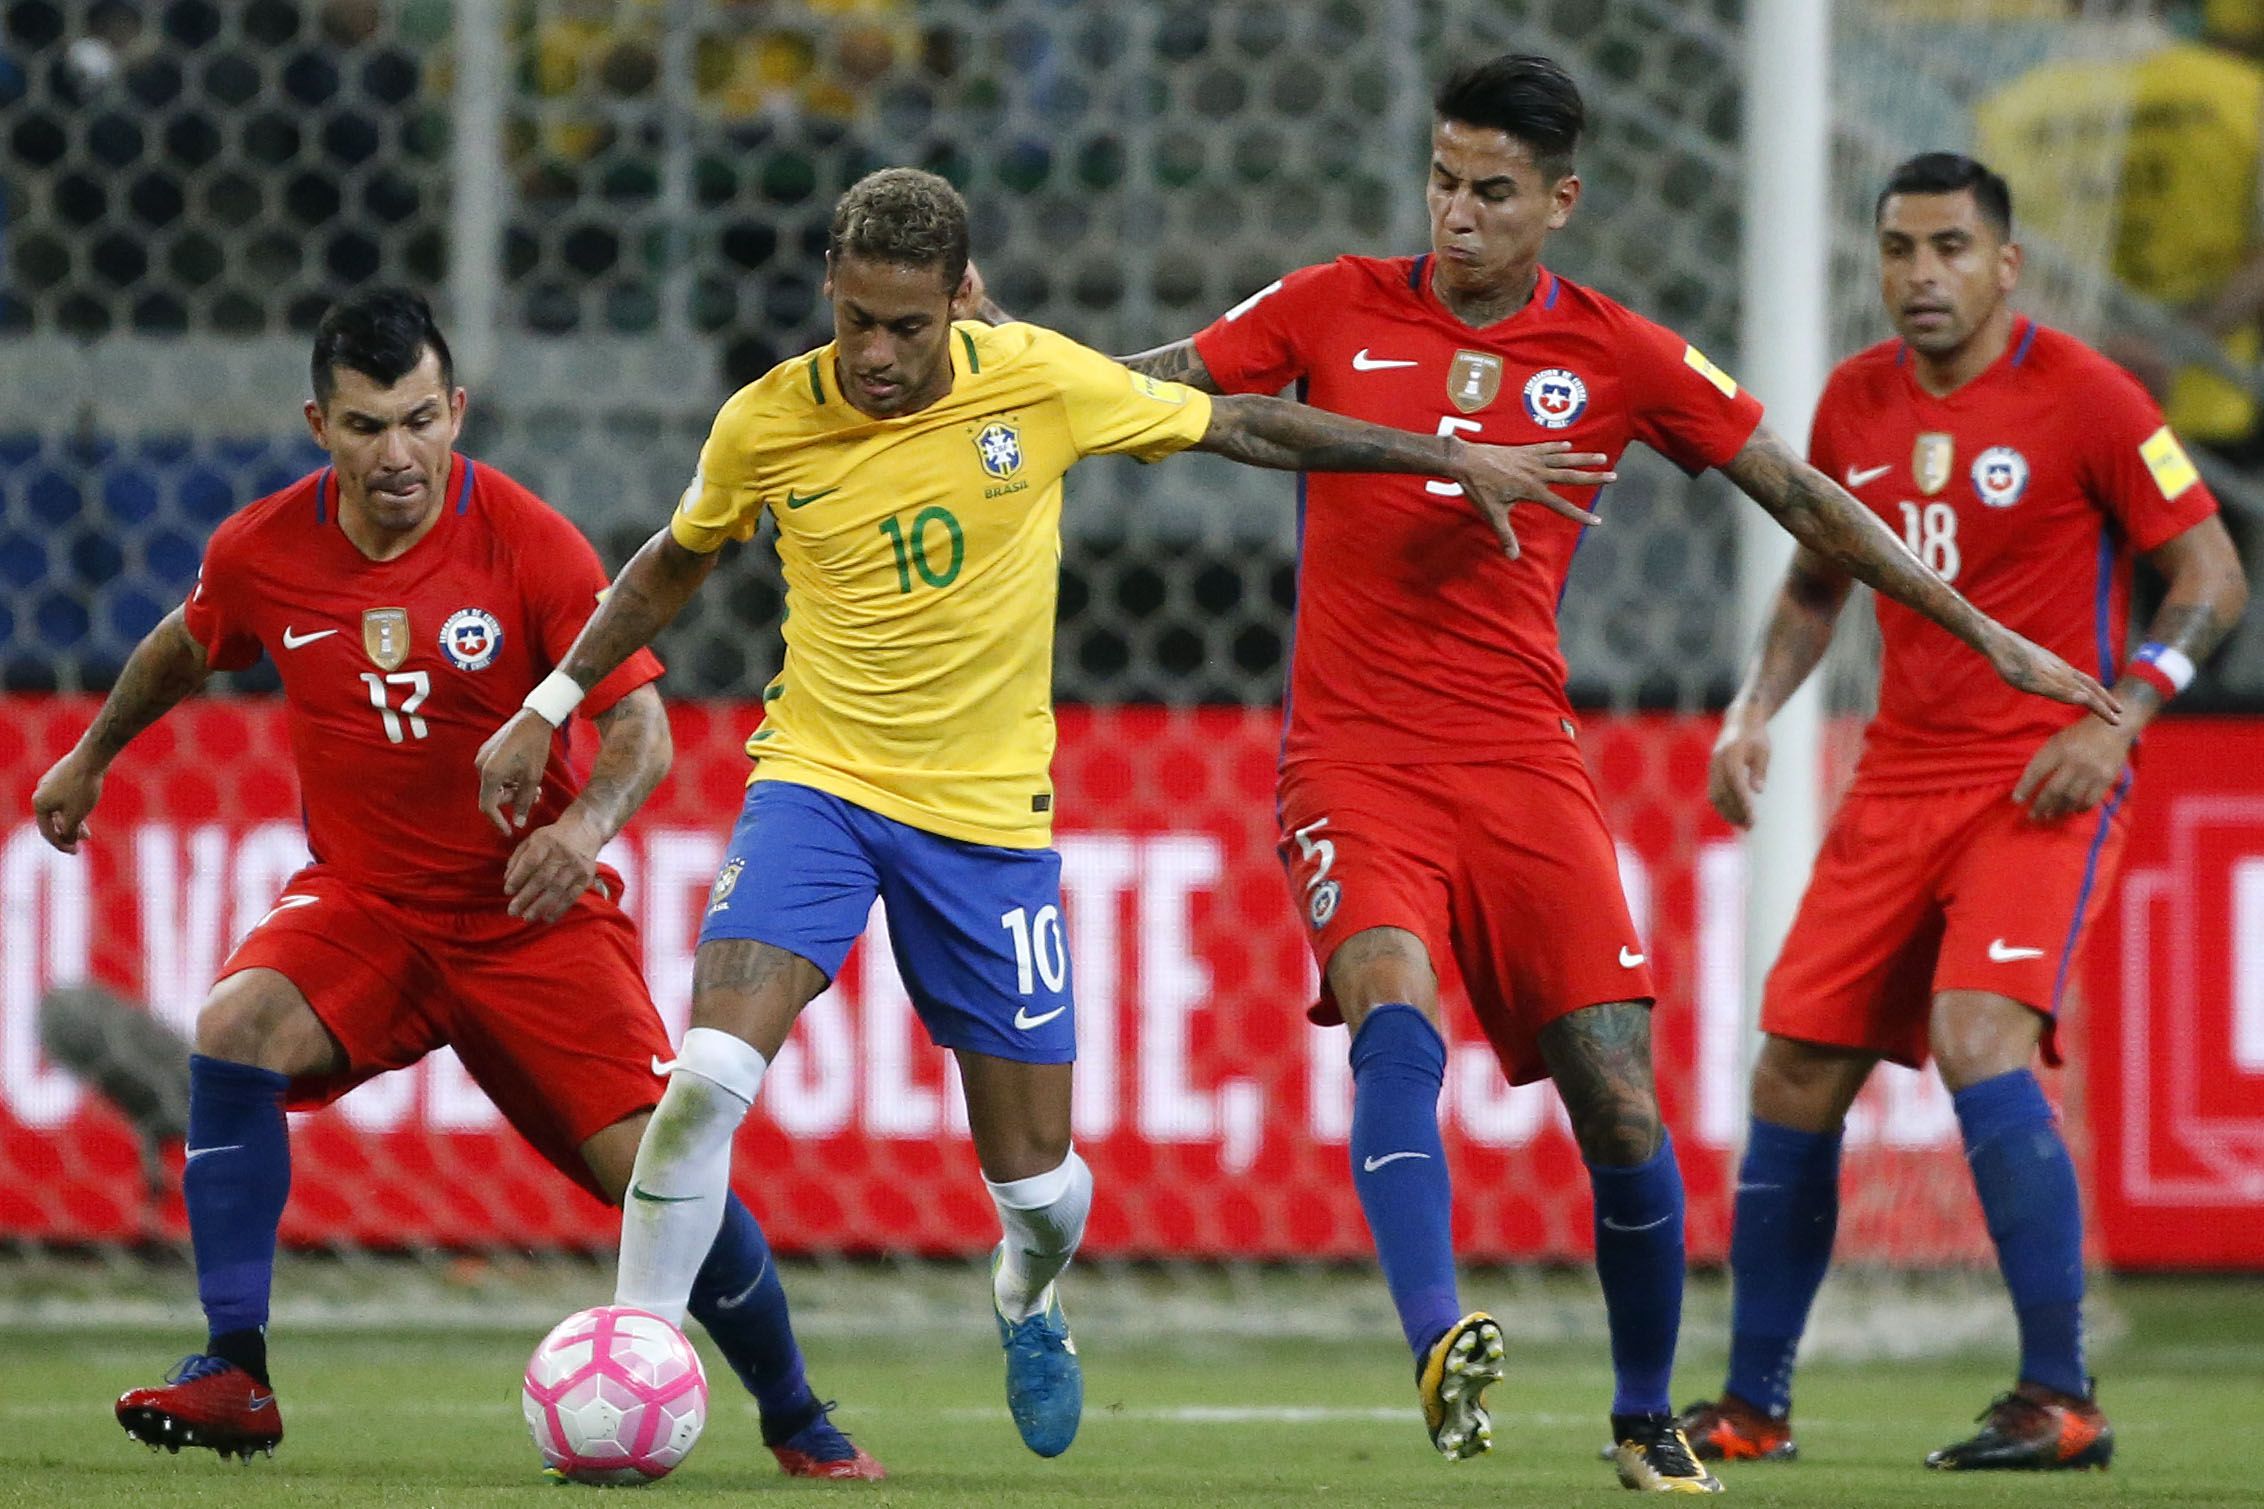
[1810,319,2219,795]
[181,457,664,903]
[1193,256,1764,765]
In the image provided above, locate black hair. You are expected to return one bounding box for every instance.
[828,167,971,291]
[1876,152,2013,239]
[309,286,455,407]
[1433,53,1585,180]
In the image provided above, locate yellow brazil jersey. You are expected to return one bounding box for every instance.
[672,320,1213,848]
[1978,41,2264,440]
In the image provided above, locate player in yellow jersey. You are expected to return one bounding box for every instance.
[474,167,1617,1461]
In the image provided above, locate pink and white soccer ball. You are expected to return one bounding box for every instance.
[522,1306,709,1484]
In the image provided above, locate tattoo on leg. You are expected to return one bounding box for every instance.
[1540,1000,1665,1166]
[692,940,806,996]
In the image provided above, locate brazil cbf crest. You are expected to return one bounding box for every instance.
[1971,446,2029,508]
[1521,367,1588,429]
[974,420,1023,480]
[707,856,744,916]
[439,607,503,670]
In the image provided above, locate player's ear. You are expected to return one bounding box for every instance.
[1547,172,1581,231]
[822,250,835,302]
[449,386,470,432]
[303,397,329,451]
[1997,238,2022,295]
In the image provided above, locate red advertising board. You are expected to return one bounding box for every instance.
[0,697,2255,1268]
[2081,718,2264,1268]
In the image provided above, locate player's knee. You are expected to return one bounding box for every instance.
[1568,1096,1664,1166]
[1327,928,1440,1026]
[192,973,331,1074]
[1929,992,2042,1091]
[1748,1036,1867,1134]
[976,1123,1072,1185]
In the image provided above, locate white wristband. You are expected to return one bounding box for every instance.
[2136,643,2196,693]
[523,669,585,728]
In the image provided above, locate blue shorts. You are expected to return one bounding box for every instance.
[700,781,1075,1064]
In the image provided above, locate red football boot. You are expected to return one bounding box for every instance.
[1926,1380,2114,1471]
[1673,1393,1799,1462]
[765,1398,886,1480]
[116,1354,283,1460]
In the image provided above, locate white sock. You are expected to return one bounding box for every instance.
[614,1027,767,1327]
[986,1150,1093,1322]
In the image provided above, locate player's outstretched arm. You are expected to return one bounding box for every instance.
[502,683,672,923]
[1118,338,1225,395]
[2014,513,2249,820]
[31,607,210,853]
[1708,546,1853,829]
[1192,393,1612,558]
[477,528,717,833]
[1720,427,2122,723]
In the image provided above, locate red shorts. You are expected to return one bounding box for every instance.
[219,864,669,1202]
[1277,748,1655,1085]
[1762,779,2132,1068]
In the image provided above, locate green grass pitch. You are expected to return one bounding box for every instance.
[0,1276,2255,1507]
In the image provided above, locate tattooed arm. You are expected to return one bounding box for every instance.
[1118,337,1225,395]
[1190,393,1611,557]
[2013,512,2248,820]
[479,528,718,832]
[504,682,673,923]
[31,608,211,852]
[1708,545,1854,828]
[1721,427,2119,721]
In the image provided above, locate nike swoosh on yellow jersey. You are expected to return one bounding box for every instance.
[785,487,841,510]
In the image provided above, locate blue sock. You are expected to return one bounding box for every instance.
[185,1053,292,1381]
[685,1192,815,1439]
[1724,1117,1842,1418]
[1347,1004,1461,1362]
[1589,1133,1687,1418]
[1954,1069,2087,1399]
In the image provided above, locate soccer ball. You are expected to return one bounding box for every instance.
[522,1306,709,1485]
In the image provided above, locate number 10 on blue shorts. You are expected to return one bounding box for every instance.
[699,780,1076,1065]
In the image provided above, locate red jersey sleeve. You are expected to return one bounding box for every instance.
[179,520,263,671]
[511,496,664,719]
[2077,366,2220,553]
[1615,307,1766,475]
[1190,261,1341,394]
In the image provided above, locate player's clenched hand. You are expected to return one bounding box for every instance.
[504,811,604,923]
[1707,707,1771,830]
[477,708,555,834]
[2012,716,2133,824]
[30,750,103,853]
[1451,441,1613,560]
[1981,626,2123,725]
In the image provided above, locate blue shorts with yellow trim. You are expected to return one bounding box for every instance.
[699,780,1075,1065]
